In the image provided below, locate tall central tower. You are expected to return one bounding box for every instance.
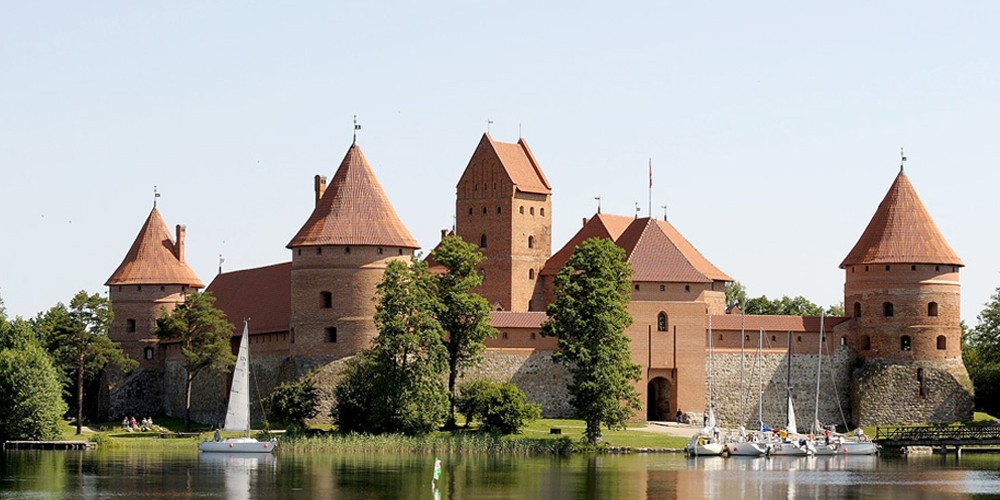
[842,168,973,425]
[455,133,552,312]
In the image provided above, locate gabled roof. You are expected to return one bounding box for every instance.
[542,215,732,283]
[105,208,204,287]
[541,213,633,275]
[287,143,419,249]
[206,262,291,336]
[459,134,551,195]
[709,315,850,333]
[489,311,547,329]
[840,170,963,268]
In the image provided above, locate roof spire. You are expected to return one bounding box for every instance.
[900,147,907,173]
[153,185,160,208]
[662,204,668,221]
[353,115,361,144]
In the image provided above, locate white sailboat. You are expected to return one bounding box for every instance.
[686,317,723,457]
[199,322,276,453]
[769,331,813,456]
[726,327,767,457]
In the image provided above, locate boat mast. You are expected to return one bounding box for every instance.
[758,328,764,431]
[813,315,824,435]
[739,306,745,430]
[786,330,792,431]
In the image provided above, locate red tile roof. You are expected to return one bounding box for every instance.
[841,171,963,268]
[105,208,204,287]
[468,134,551,195]
[206,262,291,336]
[287,143,419,249]
[709,315,850,333]
[542,215,732,283]
[490,311,546,329]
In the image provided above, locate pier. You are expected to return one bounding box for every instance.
[3,441,96,451]
[875,426,1000,455]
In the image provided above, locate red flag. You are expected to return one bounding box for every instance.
[649,160,652,188]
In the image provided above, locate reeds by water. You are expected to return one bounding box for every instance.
[280,432,573,456]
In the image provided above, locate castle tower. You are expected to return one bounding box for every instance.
[287,141,419,365]
[106,207,204,368]
[455,133,551,312]
[841,168,973,424]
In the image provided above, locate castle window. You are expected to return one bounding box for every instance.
[912,265,917,271]
[321,291,333,309]
[137,286,142,292]
[937,335,947,350]
[528,236,534,249]
[840,336,847,346]
[530,207,535,215]
[480,234,487,248]
[160,286,165,291]
[540,208,545,216]
[399,249,403,255]
[936,265,940,271]
[883,302,894,317]
[497,207,501,214]
[528,269,535,280]
[771,335,777,343]
[852,267,855,273]
[520,206,524,214]
[182,286,187,292]
[634,284,640,291]
[797,336,802,342]
[502,332,508,340]
[325,327,337,343]
[659,284,665,292]
[298,249,302,256]
[482,207,487,214]
[853,302,861,318]
[928,302,938,317]
[885,265,891,271]
[118,286,123,292]
[493,183,496,190]
[377,247,383,255]
[530,332,536,340]
[719,334,723,341]
[900,335,911,351]
[745,335,750,341]
[126,319,136,333]
[861,335,871,350]
[469,208,473,215]
[345,247,351,254]
[864,266,869,272]
[685,285,691,293]
[144,347,154,360]
[657,312,667,332]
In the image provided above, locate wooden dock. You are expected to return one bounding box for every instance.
[3,441,96,450]
[875,425,1000,455]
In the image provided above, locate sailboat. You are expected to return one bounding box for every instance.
[725,327,768,457]
[685,317,723,457]
[768,331,814,456]
[199,321,276,453]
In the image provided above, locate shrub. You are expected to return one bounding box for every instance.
[0,343,68,441]
[457,380,540,435]
[264,376,319,427]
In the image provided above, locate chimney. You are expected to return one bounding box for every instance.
[314,175,327,207]
[440,229,448,241]
[175,224,186,262]
[582,217,589,227]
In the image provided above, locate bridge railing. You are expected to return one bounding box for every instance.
[876,425,1000,442]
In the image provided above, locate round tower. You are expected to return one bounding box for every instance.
[287,142,419,366]
[842,167,972,425]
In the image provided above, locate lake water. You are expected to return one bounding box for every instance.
[3,448,1000,499]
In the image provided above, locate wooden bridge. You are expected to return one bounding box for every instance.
[3,441,96,450]
[875,425,1000,455]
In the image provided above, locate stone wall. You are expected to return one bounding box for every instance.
[106,367,165,420]
[710,347,855,430]
[851,358,974,425]
[461,349,573,418]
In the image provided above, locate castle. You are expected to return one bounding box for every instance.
[104,133,974,427]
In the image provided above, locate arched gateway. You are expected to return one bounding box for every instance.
[646,377,673,421]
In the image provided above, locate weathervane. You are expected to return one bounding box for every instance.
[900,147,907,173]
[595,196,602,214]
[153,185,160,208]
[634,202,640,219]
[662,205,668,221]
[353,115,361,144]
[487,119,494,133]
[218,253,225,275]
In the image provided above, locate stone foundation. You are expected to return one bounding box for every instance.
[850,358,974,426]
[461,349,573,418]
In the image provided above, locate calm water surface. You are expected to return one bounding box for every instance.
[3,448,1000,499]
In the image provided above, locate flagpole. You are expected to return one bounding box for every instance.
[648,158,652,218]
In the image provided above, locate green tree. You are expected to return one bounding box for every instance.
[965,287,1000,415]
[0,306,67,442]
[725,281,748,308]
[264,376,319,429]
[541,237,641,444]
[430,235,497,429]
[332,259,449,435]
[36,291,137,435]
[456,379,540,434]
[154,291,235,431]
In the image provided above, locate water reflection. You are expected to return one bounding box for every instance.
[3,449,1000,499]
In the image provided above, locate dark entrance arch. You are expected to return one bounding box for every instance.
[646,377,673,421]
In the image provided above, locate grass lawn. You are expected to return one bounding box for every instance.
[512,419,688,449]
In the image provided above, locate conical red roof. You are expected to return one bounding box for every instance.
[840,170,963,268]
[105,208,204,287]
[287,143,419,249]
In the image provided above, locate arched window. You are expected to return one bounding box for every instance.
[144,347,154,360]
[540,208,545,216]
[937,335,947,350]
[528,235,534,249]
[519,206,524,214]
[657,312,667,332]
[928,302,939,317]
[480,234,487,248]
[840,336,847,346]
[497,206,501,214]
[528,269,535,280]
[530,207,535,215]
[861,335,871,351]
[321,291,333,308]
[126,319,136,333]
[883,302,894,317]
[482,207,487,214]
[900,335,912,351]
[853,302,861,318]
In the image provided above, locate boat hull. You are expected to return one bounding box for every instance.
[725,442,768,456]
[199,438,276,454]
[838,441,878,455]
[686,443,724,456]
[769,441,813,456]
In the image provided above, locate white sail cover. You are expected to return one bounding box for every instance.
[786,392,798,435]
[223,322,251,433]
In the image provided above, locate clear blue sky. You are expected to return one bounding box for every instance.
[2,2,997,325]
